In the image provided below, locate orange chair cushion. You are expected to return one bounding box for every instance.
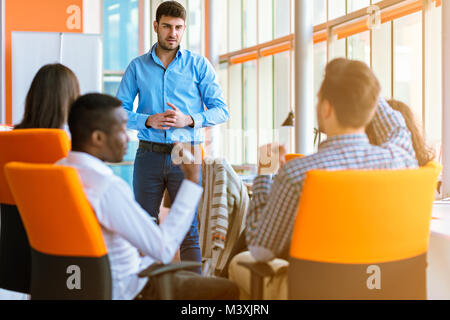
[290,162,441,264]
[0,129,70,204]
[285,154,305,163]
[5,162,107,257]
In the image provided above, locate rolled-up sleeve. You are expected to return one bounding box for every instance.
[116,61,149,131]
[370,97,416,160]
[193,58,229,128]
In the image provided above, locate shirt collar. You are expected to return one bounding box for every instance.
[65,151,113,176]
[150,43,184,61]
[318,133,370,150]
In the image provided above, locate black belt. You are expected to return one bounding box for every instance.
[139,140,175,154]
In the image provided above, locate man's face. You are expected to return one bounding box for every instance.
[154,15,186,51]
[102,108,129,163]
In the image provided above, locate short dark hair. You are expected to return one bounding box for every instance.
[15,63,80,130]
[156,1,186,23]
[68,93,123,150]
[319,58,381,128]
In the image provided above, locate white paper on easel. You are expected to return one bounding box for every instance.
[11,32,60,125]
[60,33,102,95]
[11,31,102,126]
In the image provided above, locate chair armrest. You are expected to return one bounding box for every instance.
[238,261,275,278]
[237,261,275,300]
[138,262,202,278]
[137,262,202,300]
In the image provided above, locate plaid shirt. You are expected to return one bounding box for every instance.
[246,98,419,262]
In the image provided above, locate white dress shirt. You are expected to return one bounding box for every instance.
[56,151,203,300]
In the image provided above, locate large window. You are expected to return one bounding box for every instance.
[218,0,443,165]
[103,0,139,96]
[104,0,139,72]
[394,11,423,123]
[103,0,204,97]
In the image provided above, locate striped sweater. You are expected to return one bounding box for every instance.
[198,158,249,276]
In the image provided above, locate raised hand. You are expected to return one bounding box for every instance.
[171,143,201,184]
[166,102,194,128]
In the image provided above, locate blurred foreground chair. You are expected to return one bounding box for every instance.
[284,154,305,163]
[0,129,70,293]
[241,162,441,300]
[5,162,200,299]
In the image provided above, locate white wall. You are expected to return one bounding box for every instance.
[83,0,102,34]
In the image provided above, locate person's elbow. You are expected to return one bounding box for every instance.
[223,106,230,122]
[249,245,276,263]
[216,104,229,124]
[155,245,178,264]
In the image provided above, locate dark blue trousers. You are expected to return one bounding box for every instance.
[133,147,202,274]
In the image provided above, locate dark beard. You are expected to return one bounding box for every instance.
[157,38,179,52]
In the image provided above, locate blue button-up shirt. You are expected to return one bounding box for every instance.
[117,44,229,143]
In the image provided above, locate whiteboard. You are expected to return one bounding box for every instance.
[60,33,103,96]
[11,32,102,125]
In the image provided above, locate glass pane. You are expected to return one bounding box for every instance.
[313,0,327,25]
[313,41,327,151]
[329,37,346,60]
[348,0,370,13]
[258,0,273,43]
[229,0,243,52]
[244,0,257,48]
[243,60,258,164]
[188,0,202,54]
[104,74,123,96]
[348,30,370,66]
[228,63,243,164]
[259,56,274,146]
[313,41,327,107]
[329,0,346,20]
[372,21,392,99]
[274,0,290,38]
[216,63,229,159]
[104,0,139,71]
[425,4,442,156]
[273,51,291,148]
[393,11,422,124]
[217,0,228,54]
[151,0,163,47]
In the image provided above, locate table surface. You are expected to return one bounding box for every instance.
[431,202,450,239]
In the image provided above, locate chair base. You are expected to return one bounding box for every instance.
[288,254,427,300]
[30,249,112,300]
[0,204,31,294]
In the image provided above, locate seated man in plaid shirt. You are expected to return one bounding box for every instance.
[228,58,418,299]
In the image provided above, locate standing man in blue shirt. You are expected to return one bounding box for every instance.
[117,1,229,274]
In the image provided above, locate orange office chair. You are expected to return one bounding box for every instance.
[284,154,305,163]
[5,162,112,299]
[241,162,441,300]
[5,162,201,299]
[289,161,441,300]
[0,129,70,293]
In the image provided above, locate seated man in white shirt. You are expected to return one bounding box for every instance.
[56,93,238,300]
